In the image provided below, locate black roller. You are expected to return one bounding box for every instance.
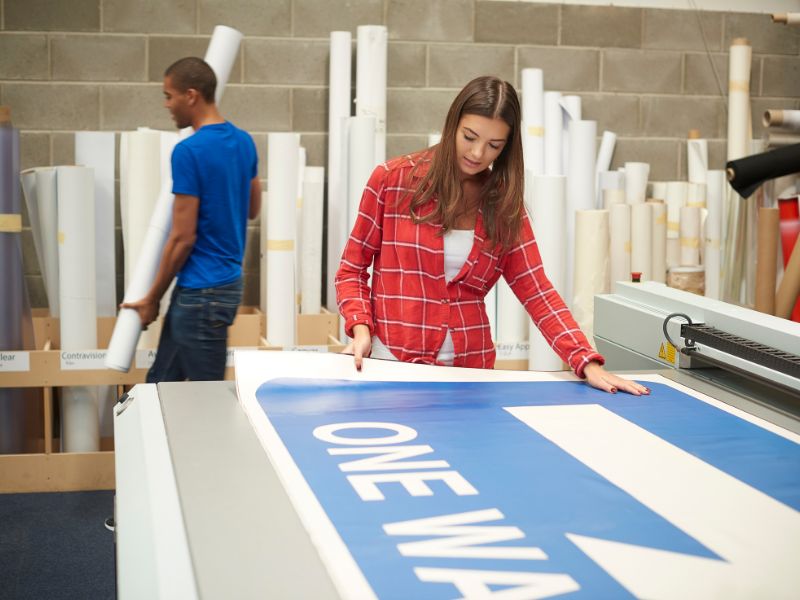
[726,143,800,199]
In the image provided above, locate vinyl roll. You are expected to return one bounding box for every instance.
[527,175,567,371]
[687,137,709,184]
[301,166,325,315]
[346,116,376,233]
[326,31,352,311]
[603,188,626,210]
[755,207,780,314]
[105,27,241,371]
[75,131,116,317]
[356,25,387,165]
[521,68,544,175]
[609,203,631,288]
[594,131,617,208]
[572,209,609,345]
[57,166,99,453]
[680,206,702,266]
[765,131,800,149]
[763,109,800,131]
[665,182,687,240]
[20,170,45,286]
[649,201,667,283]
[204,25,243,104]
[631,203,653,281]
[34,168,59,316]
[565,120,597,309]
[543,92,563,176]
[266,133,300,346]
[704,170,725,299]
[624,162,649,205]
[0,119,28,454]
[726,144,800,200]
[727,39,752,162]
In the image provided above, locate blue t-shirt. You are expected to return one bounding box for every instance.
[171,121,258,289]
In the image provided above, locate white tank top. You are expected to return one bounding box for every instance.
[371,229,474,365]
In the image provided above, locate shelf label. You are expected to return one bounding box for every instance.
[283,345,329,354]
[0,351,31,372]
[60,350,107,371]
[495,341,530,361]
[135,349,158,370]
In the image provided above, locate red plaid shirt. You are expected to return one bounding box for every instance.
[335,152,604,376]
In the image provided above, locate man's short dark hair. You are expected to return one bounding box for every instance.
[164,57,217,103]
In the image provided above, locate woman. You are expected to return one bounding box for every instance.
[336,76,648,396]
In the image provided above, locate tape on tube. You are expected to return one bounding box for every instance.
[267,239,294,251]
[0,214,21,232]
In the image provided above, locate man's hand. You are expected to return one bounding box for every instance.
[342,324,372,371]
[583,361,650,395]
[120,296,160,329]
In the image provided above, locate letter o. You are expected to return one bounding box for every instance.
[313,422,418,445]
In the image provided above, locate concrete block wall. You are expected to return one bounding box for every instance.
[1,0,797,309]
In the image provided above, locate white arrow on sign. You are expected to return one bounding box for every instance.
[505,404,800,599]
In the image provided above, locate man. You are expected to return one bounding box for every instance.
[123,57,260,382]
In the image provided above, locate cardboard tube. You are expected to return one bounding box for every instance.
[775,237,800,318]
[755,208,780,314]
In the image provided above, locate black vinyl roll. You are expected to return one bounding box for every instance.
[726,143,800,199]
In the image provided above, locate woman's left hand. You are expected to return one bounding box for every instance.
[582,362,650,396]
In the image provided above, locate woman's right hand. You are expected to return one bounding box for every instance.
[342,324,372,371]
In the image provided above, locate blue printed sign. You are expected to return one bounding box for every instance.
[253,377,800,599]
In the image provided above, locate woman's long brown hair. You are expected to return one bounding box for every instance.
[408,75,525,249]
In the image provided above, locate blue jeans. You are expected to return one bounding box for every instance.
[146,278,243,383]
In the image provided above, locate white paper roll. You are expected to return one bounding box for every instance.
[727,39,752,162]
[266,133,300,346]
[651,181,667,201]
[527,174,567,371]
[631,203,653,281]
[295,145,307,310]
[301,166,325,315]
[572,210,609,345]
[624,162,649,205]
[680,206,702,267]
[356,25,387,166]
[20,169,45,297]
[75,131,116,317]
[105,27,242,371]
[686,182,707,209]
[521,68,544,176]
[603,188,626,210]
[594,131,617,208]
[649,201,667,283]
[346,116,376,233]
[609,203,631,288]
[496,279,527,343]
[57,166,99,453]
[560,95,581,173]
[485,285,497,343]
[705,169,725,299]
[687,138,708,184]
[565,119,597,308]
[543,91,563,176]
[205,25,243,105]
[665,180,688,242]
[326,31,352,312]
[34,168,60,317]
[120,129,160,289]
